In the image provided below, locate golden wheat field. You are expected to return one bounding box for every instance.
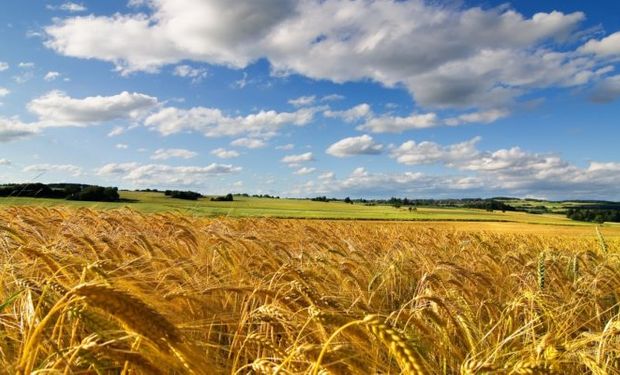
[1,206,620,374]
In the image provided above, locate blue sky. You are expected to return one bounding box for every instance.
[1,0,620,199]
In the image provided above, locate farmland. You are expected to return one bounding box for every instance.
[1,205,620,373]
[0,191,614,227]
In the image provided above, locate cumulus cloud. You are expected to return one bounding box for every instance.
[47,2,87,12]
[107,126,126,137]
[145,105,316,138]
[281,152,314,165]
[445,109,510,126]
[173,64,208,82]
[275,143,294,151]
[0,159,11,166]
[96,162,241,185]
[294,166,316,175]
[45,0,295,74]
[44,71,61,81]
[326,134,383,157]
[23,163,82,177]
[321,94,345,102]
[43,0,603,112]
[323,103,371,122]
[211,148,240,159]
[293,154,620,199]
[0,62,8,71]
[288,95,315,107]
[358,112,438,133]
[151,148,198,160]
[115,143,128,149]
[318,171,334,180]
[0,117,39,142]
[581,32,620,57]
[379,136,620,198]
[0,87,9,98]
[28,90,158,126]
[230,137,266,149]
[390,137,481,166]
[590,75,620,103]
[325,104,508,131]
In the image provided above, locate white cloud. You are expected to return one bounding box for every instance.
[233,72,249,89]
[323,103,371,122]
[321,94,345,102]
[44,71,61,81]
[96,162,241,185]
[107,126,126,137]
[294,166,316,175]
[326,134,383,157]
[590,74,620,103]
[13,72,33,84]
[445,109,510,126]
[43,0,598,112]
[288,95,315,107]
[45,0,296,74]
[380,136,620,198]
[145,105,316,138]
[211,148,240,159]
[0,87,9,97]
[358,112,438,133]
[281,151,314,165]
[115,143,129,149]
[47,2,87,12]
[18,62,34,68]
[276,143,294,150]
[0,117,39,142]
[0,62,8,71]
[0,159,11,166]
[390,137,481,166]
[326,103,507,131]
[173,64,208,82]
[292,154,620,199]
[150,148,198,160]
[581,32,620,57]
[28,90,158,126]
[318,171,334,180]
[231,137,266,149]
[23,163,82,177]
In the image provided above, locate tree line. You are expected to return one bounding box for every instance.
[566,208,620,223]
[0,183,119,202]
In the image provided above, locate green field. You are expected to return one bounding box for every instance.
[0,190,603,226]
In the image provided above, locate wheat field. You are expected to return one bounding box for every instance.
[1,206,619,374]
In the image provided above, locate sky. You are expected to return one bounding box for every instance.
[1,0,620,200]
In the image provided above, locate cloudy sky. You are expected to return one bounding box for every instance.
[1,0,620,199]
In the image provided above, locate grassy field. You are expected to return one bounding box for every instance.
[1,206,619,373]
[0,190,609,227]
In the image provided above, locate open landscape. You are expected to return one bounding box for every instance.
[3,0,620,374]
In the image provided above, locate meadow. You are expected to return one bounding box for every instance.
[1,205,620,374]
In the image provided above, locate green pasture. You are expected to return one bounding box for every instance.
[0,191,599,226]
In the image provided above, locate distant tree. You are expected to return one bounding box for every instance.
[344,197,353,204]
[311,196,329,202]
[166,190,202,200]
[567,208,620,223]
[211,193,233,202]
[67,186,119,202]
